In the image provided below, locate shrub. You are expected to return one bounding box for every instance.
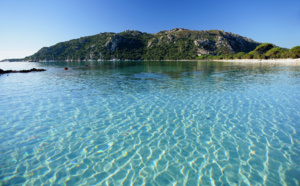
[265,47,285,58]
[243,53,253,59]
[254,43,275,54]
[289,46,300,58]
[248,51,261,59]
[234,52,246,59]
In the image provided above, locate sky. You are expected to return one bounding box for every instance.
[0,0,299,60]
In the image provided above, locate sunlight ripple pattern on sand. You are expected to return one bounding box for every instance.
[0,61,299,185]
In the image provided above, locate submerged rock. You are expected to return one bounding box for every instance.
[0,68,46,74]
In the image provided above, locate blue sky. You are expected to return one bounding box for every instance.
[0,0,299,60]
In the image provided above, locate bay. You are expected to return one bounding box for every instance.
[0,61,299,185]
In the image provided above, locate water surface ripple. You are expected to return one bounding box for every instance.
[0,61,300,185]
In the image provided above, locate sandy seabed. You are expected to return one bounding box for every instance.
[212,58,300,66]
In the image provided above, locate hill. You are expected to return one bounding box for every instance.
[24,28,261,61]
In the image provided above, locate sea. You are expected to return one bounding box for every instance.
[0,61,300,185]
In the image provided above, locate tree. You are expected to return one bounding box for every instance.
[265,47,285,58]
[289,46,300,58]
[254,43,275,54]
[234,52,245,59]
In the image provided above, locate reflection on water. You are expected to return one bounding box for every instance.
[0,61,300,185]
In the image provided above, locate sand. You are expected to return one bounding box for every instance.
[212,58,300,66]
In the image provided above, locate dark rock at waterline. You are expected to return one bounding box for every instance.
[0,68,46,74]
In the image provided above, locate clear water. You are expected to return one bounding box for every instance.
[0,61,300,185]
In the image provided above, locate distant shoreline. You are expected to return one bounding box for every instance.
[1,58,300,66]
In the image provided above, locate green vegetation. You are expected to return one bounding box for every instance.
[254,43,275,53]
[22,29,300,62]
[24,29,260,61]
[196,43,300,60]
[289,46,300,58]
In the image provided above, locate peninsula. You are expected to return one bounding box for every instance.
[3,28,299,62]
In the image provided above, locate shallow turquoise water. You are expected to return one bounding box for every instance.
[0,61,300,185]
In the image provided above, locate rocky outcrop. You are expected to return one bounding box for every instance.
[104,35,138,51]
[147,38,158,48]
[104,35,126,51]
[167,34,175,42]
[167,28,188,33]
[194,39,215,55]
[191,30,259,55]
[0,68,46,74]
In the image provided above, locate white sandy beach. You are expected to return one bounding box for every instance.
[212,58,300,66]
